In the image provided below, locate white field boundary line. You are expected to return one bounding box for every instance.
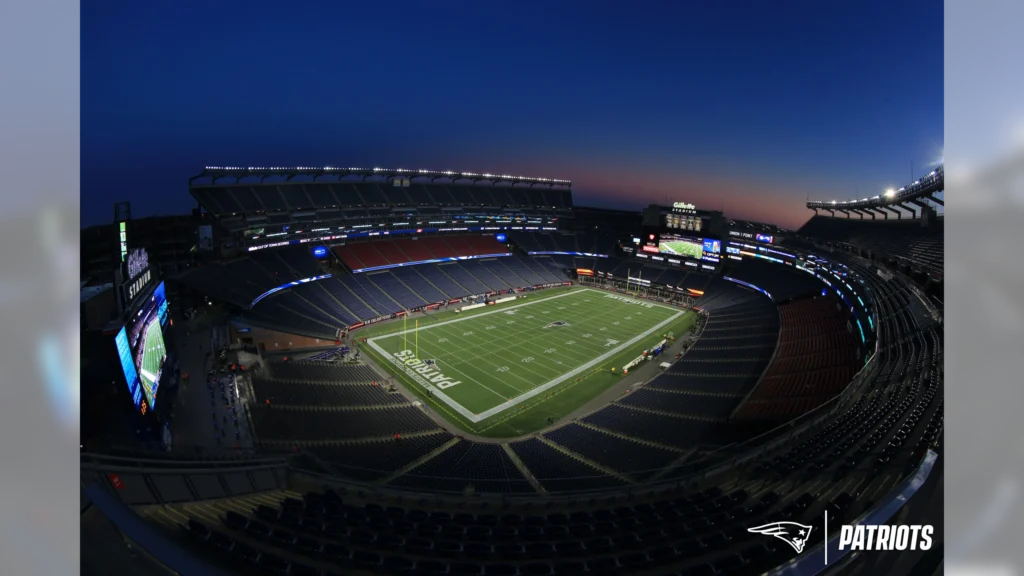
[359,286,577,339]
[420,295,669,405]
[368,288,684,423]
[426,293,658,384]
[399,291,679,410]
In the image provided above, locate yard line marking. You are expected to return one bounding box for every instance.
[367,288,686,423]
[472,310,682,421]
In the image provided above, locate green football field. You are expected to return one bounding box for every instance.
[659,239,703,259]
[138,318,166,407]
[363,286,696,437]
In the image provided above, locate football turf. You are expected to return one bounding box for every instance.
[361,286,698,438]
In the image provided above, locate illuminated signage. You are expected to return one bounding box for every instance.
[756,233,774,243]
[119,221,128,262]
[312,246,329,258]
[127,248,149,280]
[495,233,508,243]
[672,202,697,212]
[127,269,153,301]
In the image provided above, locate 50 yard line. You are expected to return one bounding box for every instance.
[368,288,685,423]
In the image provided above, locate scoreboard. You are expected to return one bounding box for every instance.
[664,202,702,232]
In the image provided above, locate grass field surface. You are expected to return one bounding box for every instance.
[361,286,697,437]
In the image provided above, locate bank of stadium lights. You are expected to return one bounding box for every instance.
[885,188,896,198]
[203,165,569,183]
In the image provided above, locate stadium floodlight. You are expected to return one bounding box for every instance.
[885,188,896,198]
[831,200,837,205]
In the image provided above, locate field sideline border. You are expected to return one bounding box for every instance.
[366,287,684,423]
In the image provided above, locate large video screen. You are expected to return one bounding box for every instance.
[114,281,168,411]
[155,281,169,328]
[115,326,143,410]
[658,234,720,259]
[658,234,703,258]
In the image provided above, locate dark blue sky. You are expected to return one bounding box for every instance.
[82,0,942,230]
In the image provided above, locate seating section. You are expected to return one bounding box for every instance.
[725,258,822,302]
[509,439,628,492]
[799,215,943,274]
[191,182,574,216]
[179,236,580,340]
[733,296,862,422]
[237,300,342,340]
[388,441,534,494]
[308,432,456,482]
[252,380,406,408]
[589,257,712,293]
[247,360,447,475]
[334,236,510,271]
[579,290,779,450]
[584,404,750,449]
[266,362,380,383]
[250,406,439,442]
[543,424,680,481]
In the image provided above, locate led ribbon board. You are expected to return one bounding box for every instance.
[526,251,610,258]
[350,253,513,274]
[250,274,333,307]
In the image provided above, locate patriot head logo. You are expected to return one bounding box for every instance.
[747,521,813,554]
[544,320,570,328]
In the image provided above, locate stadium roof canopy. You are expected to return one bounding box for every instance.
[806,164,943,212]
[191,166,571,188]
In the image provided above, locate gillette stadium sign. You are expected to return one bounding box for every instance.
[672,202,697,214]
[390,350,462,389]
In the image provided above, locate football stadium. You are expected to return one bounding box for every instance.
[81,163,944,575]
[78,4,946,575]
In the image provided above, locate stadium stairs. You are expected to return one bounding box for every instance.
[575,420,689,455]
[375,436,462,485]
[500,444,546,494]
[535,435,634,485]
